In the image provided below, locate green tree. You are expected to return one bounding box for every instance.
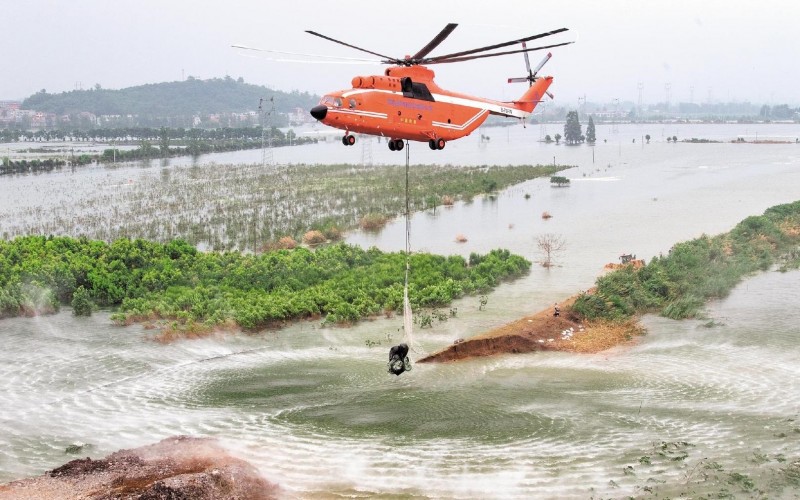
[771,104,792,120]
[554,133,561,145]
[138,138,156,158]
[645,134,651,144]
[159,127,170,157]
[563,111,582,145]
[585,116,596,144]
[71,286,93,316]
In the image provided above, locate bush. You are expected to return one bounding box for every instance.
[662,295,703,320]
[71,286,93,316]
[276,236,297,249]
[302,230,326,246]
[321,225,343,241]
[359,213,388,231]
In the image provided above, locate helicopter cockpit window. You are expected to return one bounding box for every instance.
[349,99,357,109]
[333,97,343,107]
[320,96,334,105]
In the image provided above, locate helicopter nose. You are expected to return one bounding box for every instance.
[310,105,328,120]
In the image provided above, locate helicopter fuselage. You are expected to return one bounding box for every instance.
[310,65,552,149]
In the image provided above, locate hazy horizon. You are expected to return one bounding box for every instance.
[4,1,800,107]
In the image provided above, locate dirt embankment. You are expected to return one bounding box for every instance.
[0,436,279,500]
[419,295,644,363]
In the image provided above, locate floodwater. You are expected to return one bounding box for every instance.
[1,122,800,498]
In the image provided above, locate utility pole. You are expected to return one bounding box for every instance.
[360,135,373,166]
[538,102,547,142]
[637,82,644,121]
[259,97,275,167]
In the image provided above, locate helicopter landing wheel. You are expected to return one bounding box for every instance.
[429,139,437,150]
[388,140,396,151]
[388,139,404,151]
[342,134,356,146]
[436,138,446,150]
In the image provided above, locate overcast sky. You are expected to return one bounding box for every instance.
[4,0,799,107]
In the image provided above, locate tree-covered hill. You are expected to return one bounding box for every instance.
[21,77,319,116]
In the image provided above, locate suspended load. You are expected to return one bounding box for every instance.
[388,343,412,376]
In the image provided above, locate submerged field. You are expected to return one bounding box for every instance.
[0,162,568,251]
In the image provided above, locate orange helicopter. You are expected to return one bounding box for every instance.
[304,23,572,151]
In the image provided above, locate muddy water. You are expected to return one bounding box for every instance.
[1,123,800,497]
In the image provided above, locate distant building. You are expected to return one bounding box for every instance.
[288,107,311,125]
[0,100,21,111]
[0,101,22,127]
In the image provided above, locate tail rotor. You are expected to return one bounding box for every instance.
[508,44,554,99]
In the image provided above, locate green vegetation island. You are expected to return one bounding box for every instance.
[0,237,530,338]
[574,200,800,322]
[422,200,800,361]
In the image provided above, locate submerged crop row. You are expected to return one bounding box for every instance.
[0,236,530,330]
[572,200,800,321]
[0,162,568,251]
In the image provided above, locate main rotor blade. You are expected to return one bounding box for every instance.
[306,30,397,62]
[232,44,379,62]
[411,23,458,60]
[236,54,381,65]
[423,27,568,63]
[522,41,532,74]
[531,52,552,76]
[426,41,573,64]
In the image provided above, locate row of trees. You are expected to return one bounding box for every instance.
[1,125,297,144]
[563,111,596,144]
[542,113,597,145]
[1,126,314,174]
[759,104,798,120]
[1,155,94,175]
[572,200,800,321]
[0,237,531,329]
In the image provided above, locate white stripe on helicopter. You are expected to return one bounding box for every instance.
[339,88,529,124]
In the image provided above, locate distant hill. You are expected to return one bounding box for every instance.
[21,77,319,117]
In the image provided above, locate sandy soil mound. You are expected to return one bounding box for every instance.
[419,295,643,363]
[0,436,279,500]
